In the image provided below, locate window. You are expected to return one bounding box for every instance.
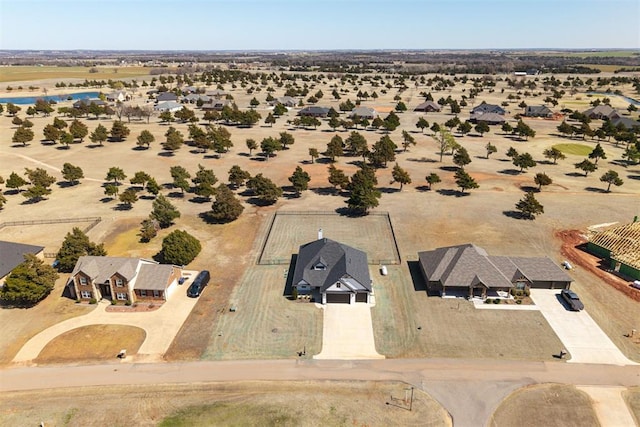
[153,290,160,297]
[80,291,92,299]
[79,276,87,285]
[116,293,127,301]
[139,290,147,297]
[313,263,326,270]
[115,278,124,287]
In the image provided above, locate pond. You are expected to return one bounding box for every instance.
[0,91,101,105]
[586,91,640,106]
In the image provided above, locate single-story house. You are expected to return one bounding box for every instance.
[610,117,640,131]
[201,99,231,111]
[154,101,183,112]
[156,92,179,103]
[270,96,297,107]
[181,93,211,104]
[180,86,200,95]
[73,98,107,109]
[298,106,330,117]
[414,101,441,112]
[583,105,619,120]
[469,112,506,125]
[471,102,506,115]
[0,241,45,286]
[67,256,182,303]
[206,89,227,99]
[525,105,554,118]
[350,106,377,119]
[292,235,372,304]
[106,91,129,103]
[587,221,640,280]
[418,244,572,299]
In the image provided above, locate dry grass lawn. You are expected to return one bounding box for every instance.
[0,66,150,83]
[489,384,599,427]
[35,324,145,363]
[0,381,451,427]
[623,386,640,425]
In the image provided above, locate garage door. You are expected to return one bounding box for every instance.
[355,293,368,303]
[326,293,350,304]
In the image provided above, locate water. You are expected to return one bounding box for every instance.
[586,92,640,106]
[0,91,101,105]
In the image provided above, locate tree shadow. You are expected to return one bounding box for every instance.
[246,197,277,206]
[282,254,297,298]
[238,152,251,157]
[415,185,433,192]
[132,146,149,151]
[407,157,437,163]
[55,145,71,150]
[40,140,57,146]
[584,186,608,193]
[188,196,211,203]
[56,181,78,188]
[335,206,368,217]
[86,144,105,149]
[439,165,458,172]
[407,260,427,292]
[158,151,176,157]
[167,191,186,199]
[498,169,522,175]
[627,174,640,180]
[251,156,268,162]
[520,185,539,193]
[312,186,339,196]
[502,210,532,220]
[565,172,586,177]
[436,189,470,197]
[380,187,400,193]
[100,197,114,203]
[113,203,133,211]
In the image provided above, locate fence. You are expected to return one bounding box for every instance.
[0,216,101,230]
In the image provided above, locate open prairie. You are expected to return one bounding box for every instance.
[1,69,639,365]
[0,65,150,83]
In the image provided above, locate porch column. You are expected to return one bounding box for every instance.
[350,293,355,304]
[322,293,327,305]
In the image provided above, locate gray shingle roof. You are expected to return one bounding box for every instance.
[350,106,377,118]
[299,106,330,116]
[156,92,178,102]
[71,256,139,283]
[526,105,553,116]
[135,263,174,291]
[471,102,505,115]
[469,112,506,124]
[611,117,640,130]
[293,238,371,292]
[0,241,45,278]
[414,101,441,112]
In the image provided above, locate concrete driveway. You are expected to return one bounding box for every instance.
[13,271,200,364]
[314,303,384,360]
[530,289,636,366]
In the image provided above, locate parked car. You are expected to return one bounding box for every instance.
[560,289,584,311]
[178,276,186,285]
[631,280,640,290]
[187,270,210,298]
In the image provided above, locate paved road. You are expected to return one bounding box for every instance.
[530,289,637,366]
[2,358,639,427]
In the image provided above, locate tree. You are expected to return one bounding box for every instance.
[247,173,282,204]
[110,120,130,142]
[6,171,27,191]
[104,184,118,199]
[588,143,607,164]
[599,170,623,192]
[192,165,218,200]
[0,193,6,210]
[574,159,597,176]
[326,134,344,161]
[105,166,126,184]
[12,116,23,126]
[119,188,138,208]
[457,121,472,136]
[265,112,276,127]
[0,254,59,306]
[515,120,536,140]
[515,192,544,219]
[25,167,56,190]
[260,136,281,160]
[345,131,368,159]
[246,138,258,155]
[622,144,640,165]
[534,172,552,190]
[328,116,341,131]
[395,101,407,112]
[454,169,479,193]
[437,129,456,162]
[160,230,201,266]
[150,194,181,228]
[309,147,319,163]
[453,146,471,168]
[22,184,51,202]
[170,165,191,194]
[513,152,537,172]
[501,122,513,135]
[12,126,34,146]
[56,227,106,272]
[401,130,416,152]
[425,172,441,190]
[42,124,61,143]
[506,147,519,160]
[328,164,349,192]
[288,166,311,195]
[163,126,184,152]
[159,111,174,124]
[130,171,151,189]
[416,117,429,133]
[136,130,155,149]
[146,177,161,196]
[206,184,244,223]
[475,121,490,136]
[61,163,84,185]
[6,103,21,116]
[543,147,566,164]
[89,124,109,146]
[139,218,158,243]
[369,135,397,167]
[391,163,411,190]
[485,142,497,159]
[174,106,196,123]
[228,165,251,188]
[346,167,381,215]
[69,119,88,142]
[279,131,295,149]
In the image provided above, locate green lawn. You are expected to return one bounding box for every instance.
[552,143,593,156]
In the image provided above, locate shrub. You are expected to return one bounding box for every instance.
[89,298,97,304]
[125,300,132,306]
[493,298,500,304]
[485,298,493,304]
[516,299,522,305]
[111,300,117,305]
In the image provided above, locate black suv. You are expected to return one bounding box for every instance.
[187,270,210,298]
[560,289,584,311]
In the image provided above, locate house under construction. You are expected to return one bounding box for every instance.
[587,219,640,280]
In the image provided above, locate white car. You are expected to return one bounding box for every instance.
[631,280,640,290]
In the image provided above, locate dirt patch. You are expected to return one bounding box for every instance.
[35,324,145,364]
[0,381,451,427]
[623,386,640,425]
[490,383,599,427]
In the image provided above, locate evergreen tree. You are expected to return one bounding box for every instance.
[391,163,411,190]
[206,184,244,223]
[56,227,107,272]
[515,192,544,219]
[454,169,479,194]
[0,254,59,306]
[160,230,201,265]
[288,166,311,195]
[150,194,181,228]
[61,163,84,185]
[599,170,624,192]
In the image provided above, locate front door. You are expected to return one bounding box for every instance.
[100,283,111,299]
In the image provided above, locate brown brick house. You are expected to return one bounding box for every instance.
[67,256,181,303]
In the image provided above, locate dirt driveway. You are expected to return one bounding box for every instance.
[530,289,637,366]
[314,303,384,360]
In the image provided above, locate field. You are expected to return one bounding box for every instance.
[0,65,151,83]
[35,325,146,363]
[0,381,451,427]
[552,143,593,156]
[624,387,640,425]
[489,384,599,427]
[259,211,400,265]
[0,68,639,367]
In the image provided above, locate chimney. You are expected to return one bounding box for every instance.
[318,228,323,240]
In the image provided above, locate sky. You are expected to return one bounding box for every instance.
[0,0,639,50]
